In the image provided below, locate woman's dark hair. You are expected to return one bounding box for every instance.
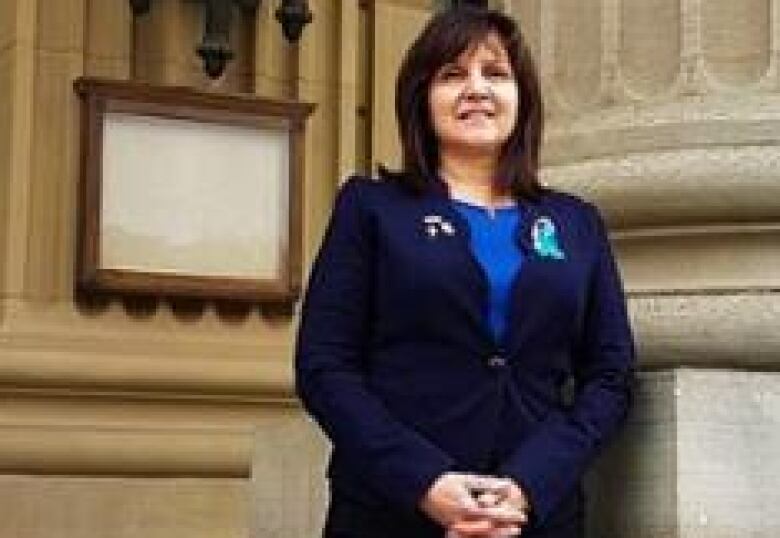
[382,7,543,199]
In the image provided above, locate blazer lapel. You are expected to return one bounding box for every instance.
[426,193,496,346]
[506,196,571,355]
[504,198,541,353]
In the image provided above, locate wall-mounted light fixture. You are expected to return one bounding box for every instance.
[130,0,313,80]
[439,0,490,8]
[129,0,151,14]
[450,0,489,6]
[197,0,257,79]
[275,0,313,42]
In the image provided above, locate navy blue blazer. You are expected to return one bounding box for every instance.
[295,175,635,534]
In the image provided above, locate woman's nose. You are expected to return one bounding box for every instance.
[462,72,491,100]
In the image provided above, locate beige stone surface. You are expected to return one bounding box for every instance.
[0,394,312,476]
[702,0,770,83]
[0,423,249,476]
[541,113,780,229]
[552,0,602,108]
[508,0,541,60]
[296,0,343,252]
[0,475,248,538]
[132,0,195,85]
[587,369,780,537]
[0,0,16,51]
[35,0,85,53]
[84,0,131,79]
[26,49,82,300]
[297,0,339,91]
[615,225,780,292]
[629,292,780,369]
[354,3,371,176]
[336,0,361,180]
[3,0,36,309]
[371,2,430,171]
[0,308,294,400]
[251,413,330,538]
[586,370,678,538]
[254,0,295,99]
[676,370,780,536]
[299,82,340,257]
[620,0,681,95]
[0,398,334,537]
[0,51,12,320]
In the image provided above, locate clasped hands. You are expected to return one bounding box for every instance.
[420,472,530,537]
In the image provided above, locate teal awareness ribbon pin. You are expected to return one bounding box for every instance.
[532,217,565,260]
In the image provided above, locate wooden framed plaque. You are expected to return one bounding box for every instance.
[74,77,314,306]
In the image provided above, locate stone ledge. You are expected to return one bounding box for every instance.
[0,475,248,538]
[629,292,780,369]
[614,224,780,292]
[0,347,294,399]
[0,395,315,477]
[543,144,780,229]
[0,423,251,476]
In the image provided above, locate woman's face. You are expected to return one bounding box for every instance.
[428,32,519,160]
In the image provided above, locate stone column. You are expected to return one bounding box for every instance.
[1,0,35,315]
[509,1,780,536]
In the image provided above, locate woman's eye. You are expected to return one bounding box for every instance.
[485,67,511,79]
[438,67,464,80]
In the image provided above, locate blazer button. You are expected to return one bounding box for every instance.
[487,355,506,368]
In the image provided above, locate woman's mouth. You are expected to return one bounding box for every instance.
[456,109,495,120]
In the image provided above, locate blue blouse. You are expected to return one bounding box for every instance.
[453,200,523,344]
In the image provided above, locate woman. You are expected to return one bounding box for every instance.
[295,7,635,538]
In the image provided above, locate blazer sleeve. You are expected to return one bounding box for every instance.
[295,177,455,512]
[498,203,636,524]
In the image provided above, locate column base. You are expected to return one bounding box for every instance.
[586,368,780,537]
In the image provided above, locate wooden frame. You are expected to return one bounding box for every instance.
[74,77,314,306]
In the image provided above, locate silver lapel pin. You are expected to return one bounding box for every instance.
[422,215,455,238]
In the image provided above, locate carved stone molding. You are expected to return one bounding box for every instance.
[0,476,249,538]
[629,292,780,368]
[513,0,776,113]
[543,143,780,229]
[615,224,780,292]
[0,297,296,398]
[512,0,780,234]
[0,423,250,476]
[0,347,293,399]
[0,396,313,476]
[543,93,780,165]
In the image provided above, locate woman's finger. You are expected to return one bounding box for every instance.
[463,475,514,494]
[449,518,494,535]
[487,525,522,538]
[478,504,527,525]
[476,491,501,507]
